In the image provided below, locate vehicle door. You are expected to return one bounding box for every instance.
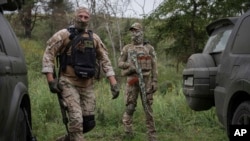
[0,13,12,135]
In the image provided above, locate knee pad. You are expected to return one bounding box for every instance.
[82,115,96,133]
[126,104,135,115]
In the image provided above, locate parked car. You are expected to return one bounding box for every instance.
[182,8,250,137]
[0,0,36,141]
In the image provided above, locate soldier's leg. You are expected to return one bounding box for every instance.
[59,76,84,141]
[145,103,157,141]
[122,77,140,134]
[79,82,96,133]
[144,77,157,141]
[122,103,135,134]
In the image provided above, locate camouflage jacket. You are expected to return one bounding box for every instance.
[118,43,158,82]
[42,28,115,87]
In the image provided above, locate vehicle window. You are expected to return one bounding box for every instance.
[231,16,250,54]
[203,29,232,53]
[0,14,20,57]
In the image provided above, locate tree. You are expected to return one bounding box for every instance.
[148,0,249,69]
[46,0,74,36]
[18,0,36,38]
[74,0,132,68]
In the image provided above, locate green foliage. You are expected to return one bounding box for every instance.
[20,39,44,76]
[13,1,250,140]
[146,0,250,64]
[22,39,228,141]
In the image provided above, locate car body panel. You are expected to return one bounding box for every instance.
[182,17,237,111]
[0,1,33,140]
[183,8,250,136]
[214,12,250,129]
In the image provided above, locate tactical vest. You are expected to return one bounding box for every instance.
[59,27,96,78]
[130,44,152,72]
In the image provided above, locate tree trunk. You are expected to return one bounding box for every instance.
[105,22,117,67]
[19,4,33,38]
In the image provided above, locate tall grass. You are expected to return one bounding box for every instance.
[21,39,228,141]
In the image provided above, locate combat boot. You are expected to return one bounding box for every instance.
[148,136,157,141]
[148,131,157,141]
[122,131,134,140]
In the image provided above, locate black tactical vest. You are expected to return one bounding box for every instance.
[59,27,96,78]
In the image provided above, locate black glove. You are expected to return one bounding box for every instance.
[111,83,119,99]
[48,79,62,94]
[147,81,157,94]
[151,81,158,93]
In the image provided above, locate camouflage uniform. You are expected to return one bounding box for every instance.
[118,23,158,141]
[42,7,118,141]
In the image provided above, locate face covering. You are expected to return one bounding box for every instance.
[74,17,88,30]
[131,30,143,45]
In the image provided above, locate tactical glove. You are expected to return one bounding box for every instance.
[150,81,158,93]
[48,79,62,94]
[129,64,136,73]
[111,83,120,99]
[122,62,130,69]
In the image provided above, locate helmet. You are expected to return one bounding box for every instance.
[129,22,142,31]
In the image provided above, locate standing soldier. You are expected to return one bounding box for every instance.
[42,7,119,141]
[118,22,158,141]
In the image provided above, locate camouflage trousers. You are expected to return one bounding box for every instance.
[122,75,157,141]
[58,76,96,141]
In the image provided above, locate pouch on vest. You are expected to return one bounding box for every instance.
[138,55,152,71]
[71,31,96,78]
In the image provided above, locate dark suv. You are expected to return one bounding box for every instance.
[0,0,36,141]
[183,8,250,136]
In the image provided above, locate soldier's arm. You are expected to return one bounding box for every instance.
[42,29,69,81]
[118,45,130,69]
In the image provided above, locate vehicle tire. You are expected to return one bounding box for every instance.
[14,107,28,141]
[232,101,250,125]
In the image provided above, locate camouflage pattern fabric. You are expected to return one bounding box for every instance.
[42,28,115,87]
[118,42,158,141]
[59,76,95,140]
[42,27,115,141]
[118,44,157,80]
[122,75,156,141]
[118,22,157,141]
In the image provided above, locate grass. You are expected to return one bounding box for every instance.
[21,39,228,141]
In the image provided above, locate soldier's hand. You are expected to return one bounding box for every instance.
[150,81,158,93]
[48,79,62,94]
[128,63,136,73]
[122,62,130,69]
[111,83,119,99]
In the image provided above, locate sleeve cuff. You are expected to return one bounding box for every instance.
[41,67,53,74]
[106,71,115,77]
